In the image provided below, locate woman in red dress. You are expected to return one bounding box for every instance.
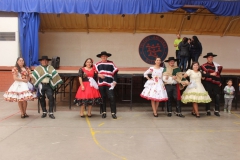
[74,58,102,117]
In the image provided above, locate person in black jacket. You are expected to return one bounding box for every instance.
[178,37,190,72]
[201,52,222,117]
[191,36,202,62]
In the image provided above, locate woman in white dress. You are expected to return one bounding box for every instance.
[3,57,36,118]
[140,57,168,117]
[181,62,211,118]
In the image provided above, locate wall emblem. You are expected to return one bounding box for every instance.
[139,35,168,64]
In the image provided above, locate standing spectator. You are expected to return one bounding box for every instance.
[3,57,36,118]
[174,34,182,66]
[140,57,168,117]
[224,79,235,114]
[191,36,202,62]
[94,51,118,119]
[31,56,63,119]
[178,37,190,72]
[187,38,193,69]
[74,58,102,117]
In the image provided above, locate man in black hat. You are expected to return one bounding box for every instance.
[94,51,118,119]
[163,57,187,118]
[31,56,63,119]
[201,52,222,116]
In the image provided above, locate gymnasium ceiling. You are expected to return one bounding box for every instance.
[39,6,240,37]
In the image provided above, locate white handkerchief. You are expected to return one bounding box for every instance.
[109,83,115,90]
[213,61,221,72]
[38,83,43,95]
[88,77,99,89]
[27,82,34,91]
[187,80,197,89]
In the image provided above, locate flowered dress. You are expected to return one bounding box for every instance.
[181,69,211,103]
[140,67,168,102]
[74,67,102,106]
[3,67,36,102]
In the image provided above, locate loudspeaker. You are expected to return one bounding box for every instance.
[51,57,60,69]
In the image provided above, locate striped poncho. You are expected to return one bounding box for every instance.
[31,65,63,89]
[94,60,118,87]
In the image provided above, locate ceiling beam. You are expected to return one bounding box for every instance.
[134,14,138,34]
[181,5,205,9]
[221,16,240,37]
[178,15,188,35]
[85,14,89,33]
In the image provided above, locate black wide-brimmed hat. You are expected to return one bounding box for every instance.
[164,57,178,62]
[203,52,217,58]
[96,51,112,58]
[38,56,51,61]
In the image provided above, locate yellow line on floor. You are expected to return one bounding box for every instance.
[85,115,127,160]
[98,123,105,127]
[232,111,240,118]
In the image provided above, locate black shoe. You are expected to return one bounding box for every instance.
[112,114,117,119]
[153,113,158,117]
[177,113,185,118]
[214,112,220,117]
[191,112,196,116]
[167,113,172,117]
[196,115,200,118]
[206,112,211,116]
[49,114,55,119]
[21,114,25,118]
[102,113,106,118]
[80,115,85,118]
[41,113,47,118]
[87,114,92,118]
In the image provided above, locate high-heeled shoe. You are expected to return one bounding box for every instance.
[21,115,25,118]
[24,114,29,118]
[80,115,85,118]
[191,112,196,116]
[196,115,200,118]
[153,113,158,117]
[87,114,92,117]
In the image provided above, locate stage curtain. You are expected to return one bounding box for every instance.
[0,0,239,16]
[19,12,40,67]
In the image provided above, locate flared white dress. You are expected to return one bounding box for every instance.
[3,67,36,102]
[181,69,211,103]
[140,67,168,102]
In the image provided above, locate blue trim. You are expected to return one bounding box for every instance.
[0,0,239,16]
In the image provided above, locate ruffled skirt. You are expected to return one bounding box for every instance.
[74,81,102,106]
[3,81,37,102]
[181,82,211,103]
[140,79,168,102]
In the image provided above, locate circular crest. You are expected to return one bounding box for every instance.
[139,35,168,64]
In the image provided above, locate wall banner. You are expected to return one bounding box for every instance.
[139,35,168,64]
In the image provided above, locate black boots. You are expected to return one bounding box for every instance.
[41,113,55,119]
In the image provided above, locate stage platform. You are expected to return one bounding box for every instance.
[56,69,240,110]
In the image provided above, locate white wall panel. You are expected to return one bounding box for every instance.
[0,17,19,66]
[39,32,240,69]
